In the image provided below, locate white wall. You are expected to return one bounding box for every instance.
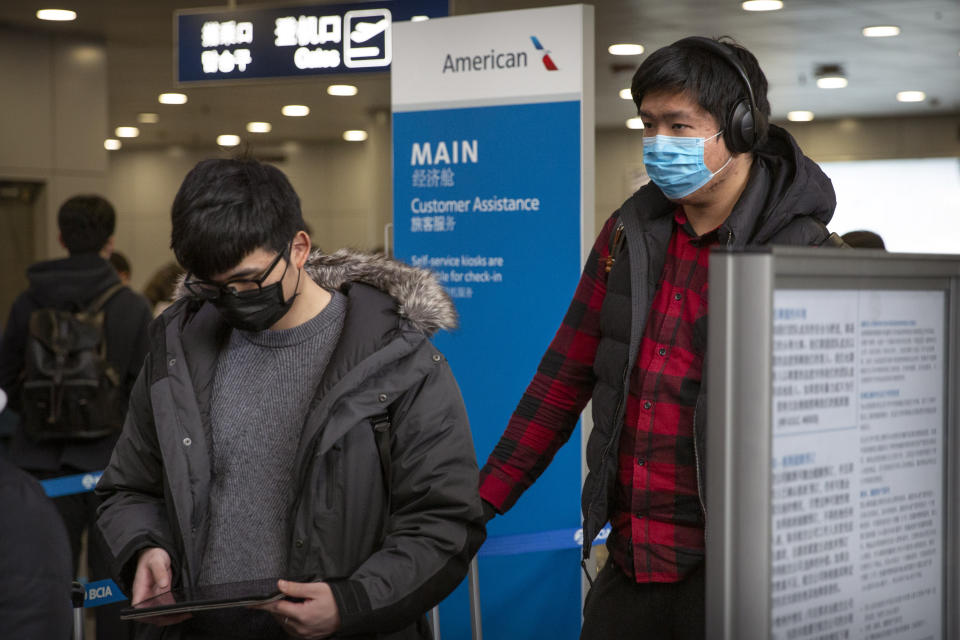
[0,27,109,260]
[105,120,391,291]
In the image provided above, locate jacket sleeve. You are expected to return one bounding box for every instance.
[327,351,486,635]
[95,352,179,593]
[477,214,618,515]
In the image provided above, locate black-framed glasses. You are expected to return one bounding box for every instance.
[184,248,289,301]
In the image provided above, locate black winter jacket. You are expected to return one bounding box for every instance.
[0,253,152,472]
[580,125,838,554]
[96,250,486,639]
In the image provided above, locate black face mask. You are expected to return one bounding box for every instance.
[211,261,302,332]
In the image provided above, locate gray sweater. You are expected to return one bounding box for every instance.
[199,291,347,587]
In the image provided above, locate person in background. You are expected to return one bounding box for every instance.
[0,388,74,638]
[96,158,485,640]
[478,36,840,639]
[0,194,152,640]
[841,229,886,249]
[109,251,132,286]
[142,261,185,317]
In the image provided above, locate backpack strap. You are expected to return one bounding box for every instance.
[85,283,126,315]
[604,218,626,273]
[820,231,850,248]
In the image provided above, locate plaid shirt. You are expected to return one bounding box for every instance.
[479,208,714,583]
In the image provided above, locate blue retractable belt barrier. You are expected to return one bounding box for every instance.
[39,471,103,498]
[82,579,126,608]
[41,470,612,606]
[478,525,611,557]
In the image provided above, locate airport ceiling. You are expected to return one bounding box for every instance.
[1,0,958,150]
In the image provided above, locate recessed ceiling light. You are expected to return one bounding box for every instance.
[626,117,644,130]
[137,113,159,124]
[619,88,633,100]
[862,25,900,38]
[787,110,814,122]
[115,126,139,138]
[37,9,77,21]
[104,139,121,151]
[608,44,644,56]
[742,0,783,11]
[217,134,241,146]
[896,91,926,103]
[343,130,368,142]
[411,15,429,22]
[327,84,358,97]
[158,93,187,105]
[816,76,848,89]
[246,122,272,133]
[282,105,310,117]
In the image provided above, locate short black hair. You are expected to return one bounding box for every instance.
[108,251,131,276]
[841,230,886,249]
[58,195,116,254]
[631,36,771,147]
[170,158,305,280]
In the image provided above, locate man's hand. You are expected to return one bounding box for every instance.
[256,579,341,639]
[130,547,191,626]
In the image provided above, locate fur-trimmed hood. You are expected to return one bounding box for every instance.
[304,249,457,335]
[177,249,457,336]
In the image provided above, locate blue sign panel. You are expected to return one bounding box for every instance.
[176,0,447,83]
[394,100,584,640]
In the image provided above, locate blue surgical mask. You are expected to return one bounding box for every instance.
[642,131,732,199]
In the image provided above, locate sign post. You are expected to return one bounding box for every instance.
[392,6,594,638]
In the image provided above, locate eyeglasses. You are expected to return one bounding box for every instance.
[184,248,289,300]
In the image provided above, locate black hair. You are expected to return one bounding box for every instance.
[631,36,771,147]
[57,195,116,254]
[841,230,886,249]
[108,251,131,276]
[170,157,305,280]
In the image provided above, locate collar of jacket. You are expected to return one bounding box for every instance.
[174,248,458,335]
[161,250,457,471]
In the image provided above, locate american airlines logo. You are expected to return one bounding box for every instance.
[440,35,558,73]
[529,36,557,70]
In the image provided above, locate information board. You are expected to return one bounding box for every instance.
[771,290,945,640]
[175,0,447,83]
[392,5,594,639]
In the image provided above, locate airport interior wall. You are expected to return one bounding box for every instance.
[0,26,958,302]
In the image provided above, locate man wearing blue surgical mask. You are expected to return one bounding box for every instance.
[478,37,842,638]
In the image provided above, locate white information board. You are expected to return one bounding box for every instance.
[771,289,946,640]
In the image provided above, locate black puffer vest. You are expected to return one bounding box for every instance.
[579,124,838,557]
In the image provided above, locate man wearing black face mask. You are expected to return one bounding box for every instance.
[96,158,485,640]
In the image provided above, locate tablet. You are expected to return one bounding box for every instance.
[120,576,301,620]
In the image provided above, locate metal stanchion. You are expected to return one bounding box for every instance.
[71,581,85,640]
[430,605,441,640]
[468,557,482,640]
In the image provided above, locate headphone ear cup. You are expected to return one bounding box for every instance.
[727,99,755,153]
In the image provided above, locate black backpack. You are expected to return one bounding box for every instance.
[20,283,128,441]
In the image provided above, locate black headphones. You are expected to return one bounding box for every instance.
[672,36,765,153]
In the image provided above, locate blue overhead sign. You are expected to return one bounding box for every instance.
[175,0,448,83]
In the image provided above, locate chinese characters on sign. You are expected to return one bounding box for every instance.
[200,20,254,73]
[411,215,457,233]
[770,290,945,640]
[178,0,447,82]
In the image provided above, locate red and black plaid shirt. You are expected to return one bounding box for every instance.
[479,208,715,583]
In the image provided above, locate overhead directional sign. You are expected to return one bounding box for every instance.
[175,0,447,83]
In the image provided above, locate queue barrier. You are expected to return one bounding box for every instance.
[42,470,609,640]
